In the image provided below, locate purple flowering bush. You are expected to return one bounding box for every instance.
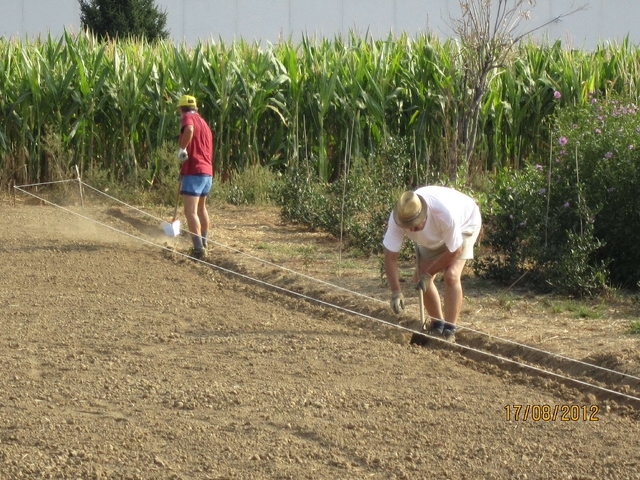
[477,93,640,294]
[475,163,607,296]
[555,94,640,288]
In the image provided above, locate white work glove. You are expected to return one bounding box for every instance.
[178,148,188,162]
[416,272,433,292]
[390,291,405,314]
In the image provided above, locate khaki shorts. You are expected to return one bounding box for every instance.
[417,225,481,261]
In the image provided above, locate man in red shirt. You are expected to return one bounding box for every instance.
[177,94,214,259]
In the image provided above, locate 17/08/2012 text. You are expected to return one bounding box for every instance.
[505,405,599,422]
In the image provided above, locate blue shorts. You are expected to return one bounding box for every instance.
[180,174,212,197]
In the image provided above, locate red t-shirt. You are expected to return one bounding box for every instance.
[180,112,213,176]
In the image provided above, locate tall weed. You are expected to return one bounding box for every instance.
[223,164,282,205]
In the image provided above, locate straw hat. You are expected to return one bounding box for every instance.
[393,191,427,229]
[178,94,197,108]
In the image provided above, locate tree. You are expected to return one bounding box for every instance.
[445,0,586,181]
[79,0,169,42]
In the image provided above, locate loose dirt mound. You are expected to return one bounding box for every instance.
[1,191,639,479]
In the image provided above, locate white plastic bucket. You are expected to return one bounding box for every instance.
[162,219,181,237]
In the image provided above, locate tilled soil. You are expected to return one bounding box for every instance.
[1,189,639,479]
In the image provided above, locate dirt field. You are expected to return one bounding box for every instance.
[1,187,639,479]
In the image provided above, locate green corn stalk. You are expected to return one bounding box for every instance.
[275,40,308,170]
[5,30,640,188]
[201,41,239,178]
[234,42,289,170]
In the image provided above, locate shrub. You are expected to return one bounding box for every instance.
[276,158,334,232]
[475,162,608,296]
[222,164,283,205]
[554,93,640,288]
[277,137,417,255]
[477,92,640,294]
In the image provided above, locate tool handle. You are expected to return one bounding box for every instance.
[415,244,427,331]
[418,288,426,330]
[171,181,181,222]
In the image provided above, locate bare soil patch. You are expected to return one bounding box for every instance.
[1,190,639,479]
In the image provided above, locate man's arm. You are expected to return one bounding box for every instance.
[384,248,401,292]
[385,248,407,314]
[179,125,194,149]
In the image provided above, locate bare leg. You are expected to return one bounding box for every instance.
[422,276,443,323]
[183,194,202,248]
[442,259,466,325]
[418,259,444,322]
[197,196,209,235]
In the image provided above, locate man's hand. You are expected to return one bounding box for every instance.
[415,273,433,292]
[178,148,188,162]
[390,291,405,314]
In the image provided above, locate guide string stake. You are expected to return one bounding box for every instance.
[75,165,84,208]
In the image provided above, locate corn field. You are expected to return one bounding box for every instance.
[2,30,640,188]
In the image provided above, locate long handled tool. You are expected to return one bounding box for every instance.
[162,180,182,237]
[171,179,181,222]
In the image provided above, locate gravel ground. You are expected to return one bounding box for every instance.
[1,194,639,479]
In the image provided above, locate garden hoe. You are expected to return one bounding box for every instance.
[162,180,182,237]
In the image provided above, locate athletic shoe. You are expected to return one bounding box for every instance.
[428,321,444,336]
[188,247,207,260]
[443,328,456,343]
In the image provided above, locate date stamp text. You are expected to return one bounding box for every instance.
[505,404,599,422]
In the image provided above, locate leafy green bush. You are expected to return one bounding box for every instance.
[475,162,608,296]
[223,164,283,205]
[277,137,418,255]
[477,92,640,295]
[276,159,334,231]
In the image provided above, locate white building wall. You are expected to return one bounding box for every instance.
[0,0,638,50]
[2,0,80,39]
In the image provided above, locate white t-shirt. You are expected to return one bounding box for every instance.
[383,186,482,253]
